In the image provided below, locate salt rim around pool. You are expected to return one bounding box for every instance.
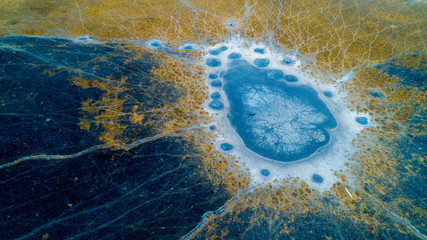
[201,37,370,192]
[137,36,371,192]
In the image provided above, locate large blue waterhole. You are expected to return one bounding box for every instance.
[221,60,337,162]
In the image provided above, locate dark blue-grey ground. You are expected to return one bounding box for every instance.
[0,36,230,240]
